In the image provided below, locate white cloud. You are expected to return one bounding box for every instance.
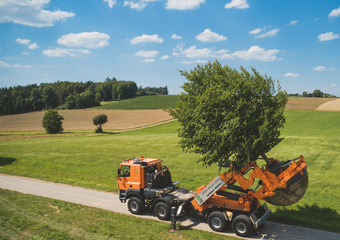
[289,20,298,26]
[249,25,273,36]
[255,28,280,39]
[161,55,170,59]
[249,28,263,35]
[58,32,110,48]
[313,66,327,71]
[171,34,182,40]
[166,0,205,10]
[130,34,164,45]
[134,50,159,58]
[331,84,336,88]
[180,45,231,59]
[22,52,30,55]
[123,0,159,11]
[232,46,280,61]
[177,45,280,62]
[42,48,91,57]
[0,60,31,68]
[28,43,39,50]
[284,73,300,77]
[318,32,339,41]
[329,7,340,18]
[196,29,227,42]
[16,38,31,45]
[16,38,39,50]
[182,60,208,65]
[225,0,249,9]
[143,58,155,62]
[0,0,74,27]
[104,0,117,8]
[313,66,338,71]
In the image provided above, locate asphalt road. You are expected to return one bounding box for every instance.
[1,174,339,240]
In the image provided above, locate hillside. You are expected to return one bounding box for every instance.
[93,95,179,110]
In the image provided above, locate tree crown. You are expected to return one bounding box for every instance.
[41,109,64,134]
[169,61,287,170]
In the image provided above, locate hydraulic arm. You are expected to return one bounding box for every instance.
[191,155,308,212]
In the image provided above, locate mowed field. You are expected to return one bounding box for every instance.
[0,96,337,133]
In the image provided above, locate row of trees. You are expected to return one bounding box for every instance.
[137,86,168,96]
[288,89,336,98]
[0,77,168,115]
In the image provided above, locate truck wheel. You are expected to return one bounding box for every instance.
[208,211,227,232]
[231,215,253,237]
[154,202,170,220]
[127,197,143,215]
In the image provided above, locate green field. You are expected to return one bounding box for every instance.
[0,189,237,240]
[1,110,340,233]
[93,95,179,110]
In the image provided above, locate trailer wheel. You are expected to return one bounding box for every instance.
[154,202,170,220]
[127,197,143,215]
[231,215,253,237]
[208,211,227,232]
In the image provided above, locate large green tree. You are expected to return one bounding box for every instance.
[169,61,288,170]
[42,109,64,134]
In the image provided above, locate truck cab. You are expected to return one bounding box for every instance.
[117,157,195,220]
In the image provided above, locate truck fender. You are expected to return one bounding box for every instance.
[125,189,143,201]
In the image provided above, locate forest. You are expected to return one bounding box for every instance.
[0,77,168,115]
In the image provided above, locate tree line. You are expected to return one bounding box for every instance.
[288,89,336,98]
[0,77,168,115]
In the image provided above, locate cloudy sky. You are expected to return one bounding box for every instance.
[0,0,339,95]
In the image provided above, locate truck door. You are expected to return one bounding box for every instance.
[117,165,132,190]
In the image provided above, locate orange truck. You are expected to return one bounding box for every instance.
[117,156,308,237]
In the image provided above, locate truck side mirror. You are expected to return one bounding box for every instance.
[117,166,121,177]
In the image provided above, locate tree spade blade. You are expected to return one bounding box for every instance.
[264,167,308,206]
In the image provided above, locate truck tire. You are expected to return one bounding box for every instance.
[207,211,227,232]
[127,197,143,215]
[154,202,170,220]
[231,215,253,237]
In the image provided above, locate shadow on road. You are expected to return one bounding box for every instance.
[0,157,16,166]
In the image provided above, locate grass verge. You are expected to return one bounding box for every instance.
[0,189,237,240]
[0,110,340,232]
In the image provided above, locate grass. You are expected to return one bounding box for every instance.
[93,95,179,110]
[1,110,340,233]
[0,189,237,240]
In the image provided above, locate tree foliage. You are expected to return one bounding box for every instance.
[0,78,143,115]
[42,109,64,134]
[93,114,108,133]
[168,61,288,170]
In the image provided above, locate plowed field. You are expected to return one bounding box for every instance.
[0,109,172,132]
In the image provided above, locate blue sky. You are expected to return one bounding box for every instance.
[0,0,339,96]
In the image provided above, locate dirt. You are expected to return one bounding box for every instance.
[285,98,336,110]
[315,99,340,111]
[0,109,172,132]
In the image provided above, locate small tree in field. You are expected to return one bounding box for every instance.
[93,114,108,133]
[168,61,288,170]
[42,109,64,134]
